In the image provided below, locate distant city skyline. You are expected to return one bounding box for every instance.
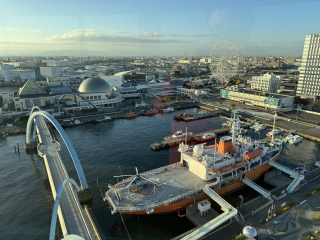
[0,0,319,56]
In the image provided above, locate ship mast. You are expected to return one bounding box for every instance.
[232,110,236,145]
[271,112,277,144]
[185,127,188,144]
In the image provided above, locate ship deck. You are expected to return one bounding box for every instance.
[106,163,211,212]
[106,144,282,214]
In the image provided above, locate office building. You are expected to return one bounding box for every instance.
[250,73,282,93]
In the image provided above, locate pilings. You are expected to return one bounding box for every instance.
[24,141,37,153]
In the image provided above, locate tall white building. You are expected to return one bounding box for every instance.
[297,34,320,98]
[250,73,282,93]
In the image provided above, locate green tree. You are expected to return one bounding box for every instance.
[230,103,236,107]
[130,100,136,106]
[0,95,3,107]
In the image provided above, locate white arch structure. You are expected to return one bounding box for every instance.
[26,106,88,189]
[49,178,81,240]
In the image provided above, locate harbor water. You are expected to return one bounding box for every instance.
[0,108,320,239]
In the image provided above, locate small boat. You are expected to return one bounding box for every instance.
[144,109,158,116]
[196,110,209,115]
[266,129,283,137]
[61,118,84,128]
[250,122,260,129]
[288,135,303,144]
[162,107,175,113]
[125,112,138,119]
[315,161,320,167]
[254,124,267,131]
[95,116,112,122]
[282,134,294,143]
[164,130,193,141]
[194,133,217,143]
[174,112,193,121]
[294,167,308,175]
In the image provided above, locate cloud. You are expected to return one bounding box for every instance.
[5,28,16,31]
[140,32,180,37]
[45,29,203,44]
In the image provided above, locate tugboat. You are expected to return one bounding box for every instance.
[162,107,175,113]
[194,132,217,143]
[125,112,138,119]
[94,116,112,123]
[174,112,193,121]
[164,129,193,141]
[61,118,84,128]
[144,109,159,116]
[104,110,282,215]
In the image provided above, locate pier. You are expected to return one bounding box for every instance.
[24,107,104,240]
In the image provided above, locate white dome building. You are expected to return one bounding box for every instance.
[77,77,123,108]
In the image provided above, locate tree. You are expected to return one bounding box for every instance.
[130,100,135,106]
[0,95,3,107]
[230,103,236,107]
[235,78,241,85]
[314,99,320,107]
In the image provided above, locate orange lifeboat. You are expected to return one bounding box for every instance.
[244,147,262,160]
[220,165,233,173]
[233,160,247,168]
[204,144,218,149]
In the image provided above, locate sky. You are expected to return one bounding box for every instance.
[0,0,319,56]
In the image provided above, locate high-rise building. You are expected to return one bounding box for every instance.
[297,34,320,98]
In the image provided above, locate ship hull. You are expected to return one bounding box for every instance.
[120,155,279,215]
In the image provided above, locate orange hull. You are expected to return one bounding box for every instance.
[125,114,138,119]
[120,155,279,214]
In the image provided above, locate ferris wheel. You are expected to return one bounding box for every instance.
[209,39,239,83]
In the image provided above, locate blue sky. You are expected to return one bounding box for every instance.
[0,0,319,56]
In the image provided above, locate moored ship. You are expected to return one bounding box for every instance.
[104,111,282,215]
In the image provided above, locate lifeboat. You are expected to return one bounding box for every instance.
[244,147,262,160]
[233,160,247,168]
[204,144,218,149]
[220,165,233,173]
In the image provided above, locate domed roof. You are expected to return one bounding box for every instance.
[78,77,113,93]
[242,226,257,237]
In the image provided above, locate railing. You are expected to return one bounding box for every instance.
[251,200,273,216]
[268,160,298,178]
[37,117,93,238]
[242,177,272,200]
[115,162,180,187]
[286,175,304,193]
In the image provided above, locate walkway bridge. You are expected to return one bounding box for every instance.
[268,161,298,178]
[182,187,238,240]
[25,107,103,240]
[268,160,304,193]
[241,177,272,200]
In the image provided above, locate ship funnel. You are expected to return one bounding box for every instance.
[218,136,233,154]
